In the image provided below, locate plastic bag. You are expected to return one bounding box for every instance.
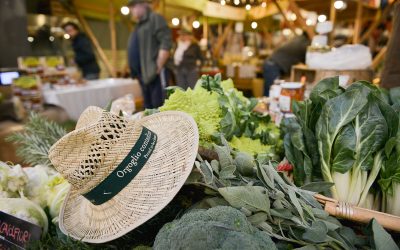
[110,94,136,118]
[306,44,372,70]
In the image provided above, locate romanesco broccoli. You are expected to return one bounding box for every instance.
[160,88,222,147]
[153,206,276,250]
[229,136,272,156]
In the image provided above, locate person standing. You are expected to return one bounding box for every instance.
[174,29,203,89]
[127,0,172,109]
[263,33,310,96]
[62,22,100,80]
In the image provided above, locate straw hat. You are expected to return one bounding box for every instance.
[49,106,199,243]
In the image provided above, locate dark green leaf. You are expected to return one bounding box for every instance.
[331,124,356,173]
[301,182,334,193]
[385,137,398,158]
[365,219,399,250]
[390,87,400,106]
[310,76,339,104]
[316,89,368,190]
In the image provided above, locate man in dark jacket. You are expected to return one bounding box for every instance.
[263,33,310,96]
[62,22,100,80]
[127,0,172,109]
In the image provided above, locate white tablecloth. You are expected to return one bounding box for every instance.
[42,78,141,120]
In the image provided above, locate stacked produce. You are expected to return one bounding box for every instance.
[160,74,282,159]
[12,76,43,111]
[283,76,400,214]
[1,75,399,249]
[182,140,398,249]
[0,162,70,233]
[1,113,70,235]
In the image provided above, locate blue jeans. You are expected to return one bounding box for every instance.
[263,60,281,97]
[138,69,167,109]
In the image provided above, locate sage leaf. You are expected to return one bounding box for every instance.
[234,152,255,176]
[302,221,329,243]
[247,212,269,225]
[288,188,305,222]
[219,165,236,180]
[214,144,234,168]
[301,182,334,193]
[219,186,270,213]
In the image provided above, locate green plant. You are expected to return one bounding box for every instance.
[153,206,276,250]
[283,77,399,209]
[6,113,67,167]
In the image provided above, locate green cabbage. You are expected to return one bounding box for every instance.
[0,198,48,234]
[45,174,70,218]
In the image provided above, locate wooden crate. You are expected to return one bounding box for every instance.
[290,64,374,87]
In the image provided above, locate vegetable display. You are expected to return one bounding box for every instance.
[283,76,400,211]
[1,75,399,249]
[154,206,276,250]
[185,139,398,249]
[161,74,282,158]
[0,198,49,234]
[0,161,70,232]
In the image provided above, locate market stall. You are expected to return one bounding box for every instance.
[1,0,400,249]
[42,78,142,120]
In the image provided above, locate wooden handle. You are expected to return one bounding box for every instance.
[324,201,400,232]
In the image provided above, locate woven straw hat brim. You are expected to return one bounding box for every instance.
[57,110,199,243]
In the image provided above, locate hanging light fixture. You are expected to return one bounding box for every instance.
[245,4,251,10]
[261,2,267,8]
[192,20,201,29]
[318,14,327,23]
[172,18,180,26]
[251,21,258,29]
[120,6,130,15]
[334,0,347,10]
[221,0,226,5]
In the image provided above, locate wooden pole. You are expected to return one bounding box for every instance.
[329,0,337,45]
[71,1,114,77]
[360,4,392,43]
[213,22,233,58]
[203,16,209,41]
[353,0,363,44]
[372,46,387,70]
[109,0,117,77]
[288,0,315,38]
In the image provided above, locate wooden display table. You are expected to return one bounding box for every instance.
[0,121,24,164]
[290,65,374,86]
